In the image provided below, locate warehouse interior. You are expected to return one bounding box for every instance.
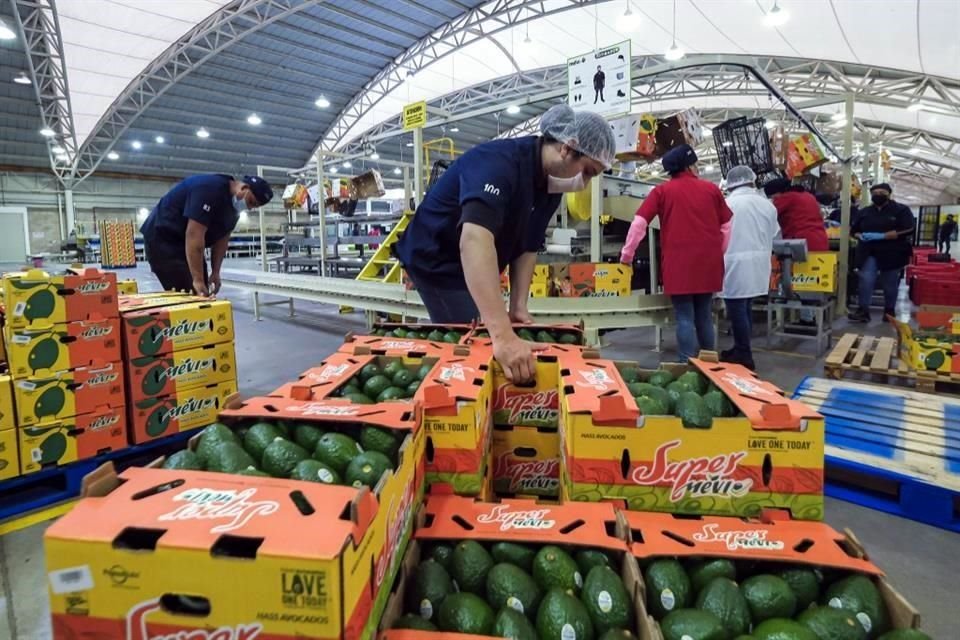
[1,1,959,639]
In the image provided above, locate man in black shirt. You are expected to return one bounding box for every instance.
[939,214,957,255]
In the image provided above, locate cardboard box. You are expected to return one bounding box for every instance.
[0,426,18,481]
[18,404,126,474]
[0,373,13,430]
[552,263,633,298]
[529,282,550,298]
[491,424,560,498]
[116,279,138,295]
[117,292,205,314]
[338,334,462,357]
[893,316,960,373]
[626,511,923,639]
[466,322,586,347]
[128,379,237,444]
[3,268,118,329]
[770,251,838,294]
[369,323,471,345]
[916,305,960,335]
[121,298,234,359]
[562,357,825,520]
[492,355,560,428]
[127,342,237,403]
[13,362,124,427]
[4,317,121,377]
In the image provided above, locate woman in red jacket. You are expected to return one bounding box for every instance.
[763,178,829,251]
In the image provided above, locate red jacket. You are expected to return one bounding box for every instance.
[774,191,829,252]
[636,172,733,295]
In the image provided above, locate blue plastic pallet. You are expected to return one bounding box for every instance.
[794,376,960,533]
[0,429,199,523]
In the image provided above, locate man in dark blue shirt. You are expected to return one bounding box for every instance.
[395,104,615,382]
[141,174,273,295]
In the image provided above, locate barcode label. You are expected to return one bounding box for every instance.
[11,335,30,344]
[17,381,37,391]
[13,302,26,317]
[49,566,94,594]
[31,448,42,463]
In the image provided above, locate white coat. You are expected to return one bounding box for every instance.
[722,187,781,299]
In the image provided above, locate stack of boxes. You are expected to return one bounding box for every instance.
[0,308,16,480]
[118,293,238,443]
[1,268,125,474]
[551,262,633,297]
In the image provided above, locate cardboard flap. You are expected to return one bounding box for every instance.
[560,355,640,425]
[118,292,205,314]
[418,353,491,409]
[416,495,626,552]
[220,395,417,432]
[625,512,882,575]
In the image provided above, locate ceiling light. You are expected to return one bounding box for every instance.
[406,141,414,147]
[247,113,262,126]
[107,151,119,160]
[523,22,532,44]
[155,136,165,144]
[51,145,65,154]
[506,105,521,115]
[393,167,402,175]
[40,127,55,137]
[342,161,352,169]
[831,112,845,121]
[329,166,338,174]
[54,153,68,161]
[138,207,149,216]
[450,126,460,133]
[370,151,380,160]
[704,164,716,173]
[764,120,777,129]
[702,128,712,138]
[763,1,789,27]
[13,72,31,85]
[620,1,642,31]
[664,42,684,61]
[196,128,210,139]
[315,95,331,109]
[131,140,142,150]
[0,19,15,40]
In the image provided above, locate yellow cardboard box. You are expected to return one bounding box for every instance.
[3,268,118,329]
[491,425,560,497]
[116,279,138,295]
[770,251,838,293]
[0,374,13,430]
[893,309,960,373]
[18,405,126,474]
[0,427,18,481]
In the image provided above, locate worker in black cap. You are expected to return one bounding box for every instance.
[141,174,274,295]
[848,182,915,322]
[939,214,957,255]
[621,144,734,362]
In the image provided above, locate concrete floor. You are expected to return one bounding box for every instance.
[0,259,954,639]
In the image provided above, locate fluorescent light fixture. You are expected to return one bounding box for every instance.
[523,22,532,44]
[450,126,460,133]
[54,153,68,161]
[13,72,31,85]
[0,19,15,40]
[704,164,716,173]
[370,152,380,160]
[664,42,684,61]
[906,102,924,112]
[138,207,149,216]
[107,151,119,160]
[131,140,142,150]
[329,166,338,174]
[155,136,165,144]
[40,127,55,137]
[342,161,352,169]
[620,2,641,31]
[393,167,402,175]
[315,95,331,109]
[506,105,521,115]
[702,128,712,138]
[247,113,262,126]
[51,145,65,154]
[763,1,789,26]
[196,128,210,138]
[406,141,414,147]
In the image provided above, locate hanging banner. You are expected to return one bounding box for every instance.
[403,101,427,130]
[567,40,631,118]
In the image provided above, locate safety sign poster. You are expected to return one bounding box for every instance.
[567,40,631,118]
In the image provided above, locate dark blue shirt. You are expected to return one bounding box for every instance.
[396,136,560,288]
[140,174,239,258]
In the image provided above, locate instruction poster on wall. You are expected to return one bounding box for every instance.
[567,40,631,118]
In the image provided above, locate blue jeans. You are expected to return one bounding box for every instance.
[411,277,480,323]
[724,298,754,359]
[857,256,901,312]
[672,294,715,362]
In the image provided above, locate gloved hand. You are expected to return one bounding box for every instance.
[860,232,886,242]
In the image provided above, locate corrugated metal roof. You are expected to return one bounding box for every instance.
[0,2,48,169]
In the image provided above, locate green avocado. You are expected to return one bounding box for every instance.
[485,562,542,616]
[291,423,325,452]
[427,329,446,342]
[695,577,751,638]
[392,368,415,387]
[659,609,726,640]
[776,566,820,611]
[162,449,205,471]
[644,558,692,619]
[358,363,382,382]
[678,370,709,394]
[289,459,340,484]
[703,390,736,418]
[206,442,257,474]
[382,360,405,378]
[535,330,556,343]
[261,438,310,478]
[360,425,402,460]
[532,545,582,594]
[392,614,438,631]
[753,618,819,640]
[443,331,461,344]
[636,395,669,416]
[450,540,495,595]
[581,565,633,635]
[436,592,495,635]
[376,386,406,402]
[363,374,393,399]
[797,606,868,640]
[195,422,239,465]
[688,558,737,592]
[241,422,283,464]
[313,432,362,475]
[575,549,613,576]
[741,575,797,623]
[490,542,537,573]
[492,607,537,640]
[345,450,393,488]
[618,367,640,383]
[649,369,675,387]
[536,588,595,640]
[676,392,714,429]
[823,574,889,638]
[406,559,454,620]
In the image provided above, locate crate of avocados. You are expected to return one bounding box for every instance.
[370,323,472,345]
[625,511,928,640]
[378,494,653,640]
[13,361,124,427]
[561,353,825,521]
[128,379,236,444]
[2,268,118,329]
[340,332,466,357]
[121,297,234,359]
[45,457,413,640]
[126,341,238,403]
[466,322,587,346]
[18,404,126,474]
[4,316,121,378]
[491,424,560,499]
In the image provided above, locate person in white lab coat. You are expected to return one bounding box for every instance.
[720,166,780,370]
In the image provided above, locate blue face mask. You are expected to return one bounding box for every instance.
[232,195,248,213]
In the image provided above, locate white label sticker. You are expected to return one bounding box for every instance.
[661,588,676,611]
[13,301,26,317]
[828,597,842,609]
[318,469,334,483]
[419,599,433,620]
[452,579,460,592]
[574,571,583,588]
[49,566,94,594]
[11,335,30,344]
[506,596,524,614]
[17,381,37,391]
[31,447,42,463]
[681,635,694,640]
[561,623,577,640]
[597,590,613,613]
[856,612,872,633]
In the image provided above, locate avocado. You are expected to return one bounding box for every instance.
[376,386,406,402]
[703,390,736,417]
[559,333,579,344]
[392,328,408,338]
[428,543,455,571]
[162,449,205,471]
[450,540,495,595]
[360,425,402,461]
[236,467,269,477]
[798,606,868,640]
[517,328,536,342]
[427,329,446,342]
[417,363,434,380]
[666,380,693,407]
[405,380,421,397]
[688,558,737,592]
[493,607,537,640]
[274,421,292,438]
[581,565,633,635]
[535,330,556,343]
[345,450,393,488]
[876,632,932,640]
[644,558,692,619]
[660,609,726,640]
[536,588,595,640]
[261,438,310,478]
[599,631,638,640]
[533,545,582,593]
[741,574,797,623]
[443,331,461,343]
[753,618,819,640]
[676,392,714,429]
[205,442,257,474]
[392,614,438,631]
[383,360,405,378]
[630,382,674,413]
[618,367,640,383]
[626,382,648,397]
[292,423,325,452]
[392,369,416,387]
[678,370,709,394]
[363,374,393,398]
[823,574,889,638]
[195,422,238,464]
[436,592,495,634]
[491,542,537,573]
[242,421,284,464]
[695,577,751,637]
[406,559,454,620]
[636,395,669,416]
[485,562,542,616]
[575,549,613,575]
[776,567,820,610]
[289,459,340,484]
[359,363,382,382]
[313,432,363,475]
[649,369,675,387]
[346,393,375,404]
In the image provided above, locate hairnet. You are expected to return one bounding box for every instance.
[540,104,616,169]
[725,165,757,190]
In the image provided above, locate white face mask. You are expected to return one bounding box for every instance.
[547,172,586,193]
[232,195,248,213]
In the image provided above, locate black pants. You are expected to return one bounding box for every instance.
[939,238,952,254]
[146,246,205,293]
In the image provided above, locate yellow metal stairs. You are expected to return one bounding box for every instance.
[340,211,411,313]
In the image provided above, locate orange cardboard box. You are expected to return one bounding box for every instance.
[3,268,118,329]
[491,424,560,498]
[128,379,236,444]
[126,341,237,403]
[117,291,206,314]
[13,361,124,427]
[466,322,586,346]
[4,317,121,377]
[121,298,234,359]
[370,322,471,344]
[18,404,126,474]
[338,333,462,357]
[551,263,632,298]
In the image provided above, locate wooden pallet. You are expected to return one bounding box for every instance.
[824,333,960,393]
